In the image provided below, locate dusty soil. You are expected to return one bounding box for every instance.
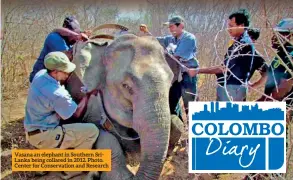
[1,91,292,180]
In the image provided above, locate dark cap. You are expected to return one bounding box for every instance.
[63,16,81,33]
[163,15,185,26]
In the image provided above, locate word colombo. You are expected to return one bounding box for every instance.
[191,122,284,136]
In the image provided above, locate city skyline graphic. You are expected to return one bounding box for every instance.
[192,102,284,120]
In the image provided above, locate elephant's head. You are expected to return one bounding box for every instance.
[70,34,175,179]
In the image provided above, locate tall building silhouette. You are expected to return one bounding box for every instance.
[211,102,214,113]
[192,102,284,120]
[216,101,219,112]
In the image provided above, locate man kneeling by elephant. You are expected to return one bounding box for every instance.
[24,51,133,179]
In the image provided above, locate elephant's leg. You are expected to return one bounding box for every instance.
[168,115,184,154]
[110,128,141,167]
[87,130,133,180]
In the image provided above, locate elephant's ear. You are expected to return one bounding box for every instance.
[72,41,91,78]
[67,41,93,102]
[164,52,180,84]
[72,41,106,77]
[68,41,108,97]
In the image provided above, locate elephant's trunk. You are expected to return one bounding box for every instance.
[132,82,171,180]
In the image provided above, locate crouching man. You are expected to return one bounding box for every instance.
[24,51,100,179]
[25,51,99,148]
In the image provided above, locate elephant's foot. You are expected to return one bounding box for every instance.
[168,115,184,155]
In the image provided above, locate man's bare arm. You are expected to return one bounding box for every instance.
[188,66,226,77]
[249,71,268,89]
[58,89,98,120]
[72,95,88,119]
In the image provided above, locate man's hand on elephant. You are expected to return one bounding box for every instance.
[83,30,92,37]
[87,89,99,97]
[80,33,89,41]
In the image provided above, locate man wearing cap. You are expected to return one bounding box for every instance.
[29,16,86,83]
[25,51,99,178]
[139,16,199,115]
[25,51,99,149]
[257,18,293,121]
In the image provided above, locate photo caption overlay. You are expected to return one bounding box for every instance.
[189,102,286,173]
[12,149,111,171]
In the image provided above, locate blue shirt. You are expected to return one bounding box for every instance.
[156,30,199,70]
[24,69,77,132]
[29,32,70,82]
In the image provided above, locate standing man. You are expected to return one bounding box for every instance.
[140,16,199,115]
[257,18,293,122]
[188,9,268,101]
[29,16,83,82]
[258,18,293,101]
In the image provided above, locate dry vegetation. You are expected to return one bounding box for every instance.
[1,0,293,179]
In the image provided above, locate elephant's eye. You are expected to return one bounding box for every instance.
[122,83,134,95]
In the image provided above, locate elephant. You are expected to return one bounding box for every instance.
[65,32,185,180]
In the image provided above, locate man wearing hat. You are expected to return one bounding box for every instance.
[140,16,199,115]
[29,16,86,83]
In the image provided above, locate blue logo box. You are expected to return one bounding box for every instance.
[188,102,286,173]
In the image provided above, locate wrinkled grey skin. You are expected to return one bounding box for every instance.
[67,34,184,180]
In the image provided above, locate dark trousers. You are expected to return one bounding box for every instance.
[169,81,183,120]
[181,72,198,114]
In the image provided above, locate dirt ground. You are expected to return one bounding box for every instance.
[1,90,292,180]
